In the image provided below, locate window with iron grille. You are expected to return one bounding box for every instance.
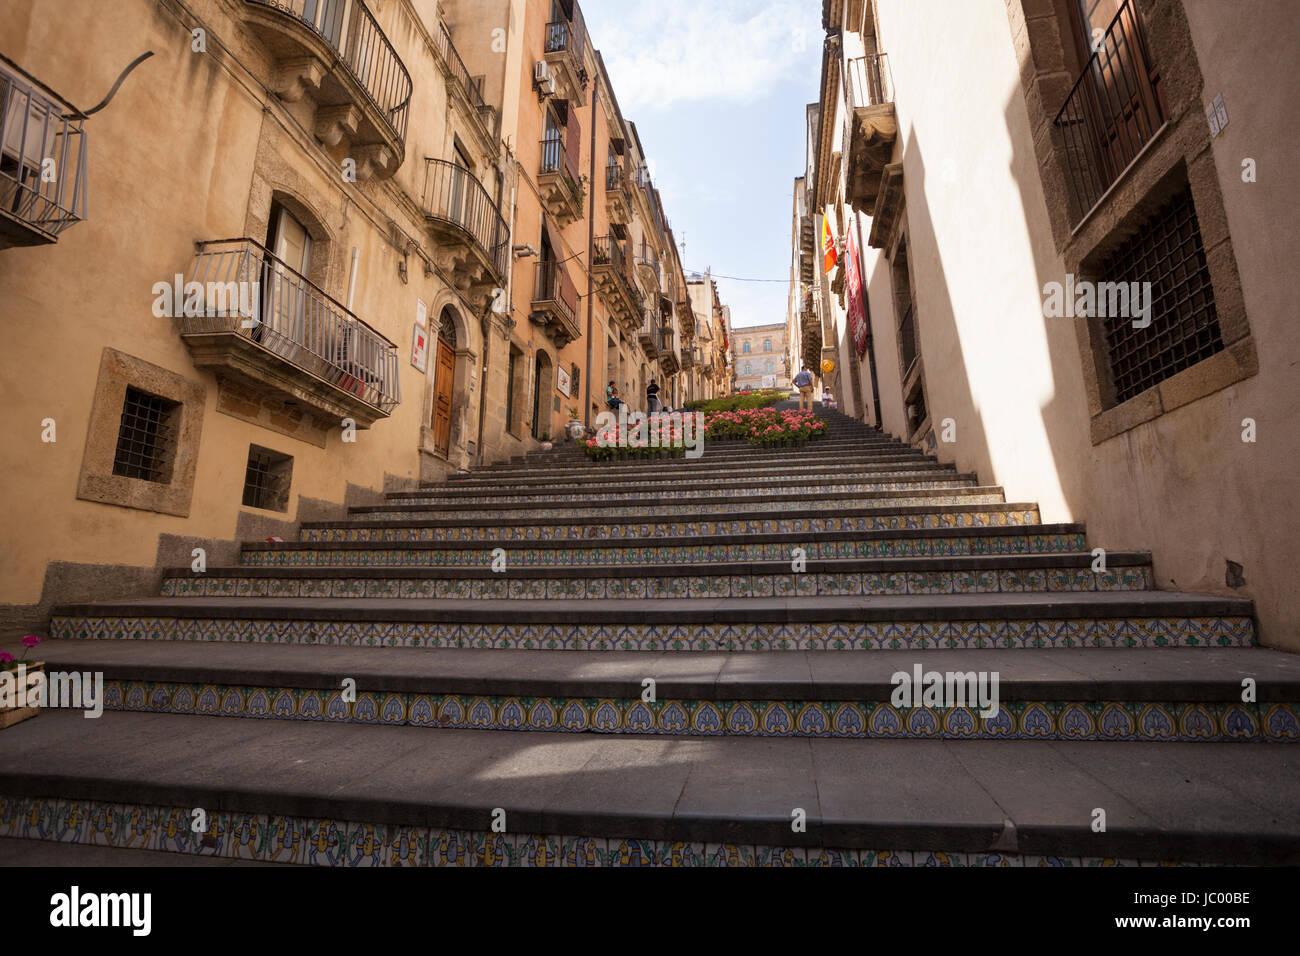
[112,387,180,483]
[1099,183,1221,406]
[242,445,293,512]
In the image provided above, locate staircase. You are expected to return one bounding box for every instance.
[4,404,1299,866]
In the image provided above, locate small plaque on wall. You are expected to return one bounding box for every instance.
[556,365,571,397]
[411,324,429,372]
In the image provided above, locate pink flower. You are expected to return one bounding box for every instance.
[21,635,40,648]
[0,652,13,664]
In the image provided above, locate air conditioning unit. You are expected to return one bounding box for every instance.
[534,61,554,96]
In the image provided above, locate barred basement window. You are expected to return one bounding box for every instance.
[112,387,180,483]
[242,445,293,512]
[1101,184,1222,406]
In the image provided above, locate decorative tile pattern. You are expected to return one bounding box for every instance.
[51,614,1256,651]
[0,795,1207,867]
[161,564,1152,599]
[90,681,1295,742]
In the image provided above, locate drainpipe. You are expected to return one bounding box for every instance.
[583,84,599,430]
[346,247,360,310]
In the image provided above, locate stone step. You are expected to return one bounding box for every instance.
[298,503,1041,544]
[346,487,1008,523]
[480,438,908,469]
[25,639,1297,743]
[436,452,940,486]
[162,553,1155,600]
[388,472,980,506]
[3,710,1297,864]
[240,524,1093,568]
[48,591,1255,652]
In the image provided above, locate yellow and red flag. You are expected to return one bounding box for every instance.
[821,215,838,274]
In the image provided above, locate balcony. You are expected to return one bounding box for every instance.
[242,0,410,180]
[529,259,580,349]
[605,162,632,225]
[1054,0,1165,225]
[539,133,585,226]
[677,294,695,337]
[422,158,508,299]
[592,236,642,330]
[799,213,815,282]
[178,238,400,427]
[659,325,680,375]
[544,19,588,106]
[0,59,87,249]
[635,240,661,293]
[843,53,897,214]
[680,344,696,370]
[433,21,496,144]
[637,312,659,359]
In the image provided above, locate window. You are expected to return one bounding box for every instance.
[763,339,771,351]
[765,359,774,373]
[744,362,752,375]
[571,362,581,399]
[742,342,751,354]
[112,387,180,483]
[1097,183,1221,406]
[242,445,293,512]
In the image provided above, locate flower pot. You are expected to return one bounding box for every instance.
[539,441,553,452]
[1,661,45,730]
[566,420,585,441]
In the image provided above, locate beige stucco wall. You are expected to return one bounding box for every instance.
[849,0,1300,647]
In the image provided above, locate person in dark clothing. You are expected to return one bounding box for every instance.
[646,379,661,413]
[606,381,624,411]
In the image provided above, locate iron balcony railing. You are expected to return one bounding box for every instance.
[422,158,509,278]
[182,238,401,412]
[0,59,87,241]
[899,304,917,376]
[544,20,586,81]
[593,235,640,309]
[541,132,582,198]
[844,52,891,111]
[635,240,660,280]
[246,0,411,143]
[605,161,627,192]
[532,258,578,327]
[1054,0,1164,224]
[434,21,485,113]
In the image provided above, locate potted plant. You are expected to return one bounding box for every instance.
[1,636,44,730]
[538,431,553,452]
[565,407,584,441]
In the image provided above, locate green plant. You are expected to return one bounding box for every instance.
[0,635,41,672]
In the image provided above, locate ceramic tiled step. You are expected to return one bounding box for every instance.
[437,453,942,487]
[161,553,1156,600]
[393,471,978,507]
[4,710,1298,864]
[480,438,907,467]
[48,591,1256,652]
[349,487,1007,523]
[22,640,1299,743]
[240,524,1093,568]
[299,503,1041,543]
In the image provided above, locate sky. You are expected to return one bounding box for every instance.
[581,0,824,329]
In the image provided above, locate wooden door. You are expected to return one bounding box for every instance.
[431,338,455,458]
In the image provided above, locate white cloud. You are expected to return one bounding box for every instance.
[585,0,818,111]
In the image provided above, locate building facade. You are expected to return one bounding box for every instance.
[730,322,789,392]
[0,0,705,633]
[797,0,1300,647]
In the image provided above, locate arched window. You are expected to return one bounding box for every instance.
[763,339,771,351]
[742,342,751,354]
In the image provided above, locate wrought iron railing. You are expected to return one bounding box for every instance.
[182,238,401,412]
[605,161,626,192]
[0,59,87,240]
[434,21,485,113]
[1054,0,1164,223]
[246,0,411,143]
[844,53,891,111]
[541,133,582,198]
[544,20,586,81]
[421,158,508,278]
[532,259,577,327]
[635,240,660,279]
[593,235,640,309]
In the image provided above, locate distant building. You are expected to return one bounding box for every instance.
[729,322,789,392]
